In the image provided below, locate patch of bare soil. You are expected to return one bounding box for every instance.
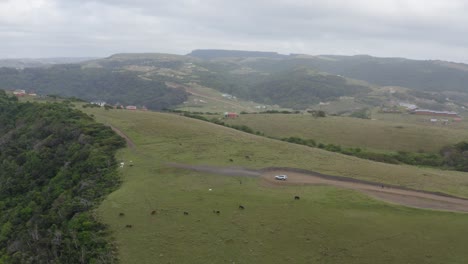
[170,164,468,213]
[110,126,136,149]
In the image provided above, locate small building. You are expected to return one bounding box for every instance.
[126,105,137,110]
[91,101,106,107]
[224,112,239,118]
[13,89,26,96]
[399,102,418,110]
[412,109,459,118]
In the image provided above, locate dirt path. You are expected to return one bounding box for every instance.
[170,164,468,213]
[261,170,468,213]
[110,126,136,149]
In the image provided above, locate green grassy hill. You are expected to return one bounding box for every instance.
[224,113,468,153]
[81,107,468,264]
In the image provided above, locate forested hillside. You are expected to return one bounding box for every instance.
[194,65,370,109]
[188,50,468,94]
[0,65,188,110]
[232,54,468,93]
[0,90,124,263]
[2,50,468,110]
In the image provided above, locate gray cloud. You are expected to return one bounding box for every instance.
[1,0,468,62]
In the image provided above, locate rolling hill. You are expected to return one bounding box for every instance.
[1,50,468,111]
[79,105,468,264]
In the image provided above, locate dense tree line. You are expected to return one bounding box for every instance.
[0,65,188,110]
[0,90,125,263]
[282,136,468,172]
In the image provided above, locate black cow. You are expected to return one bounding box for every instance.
[239,205,245,210]
[119,212,125,216]
[125,224,133,228]
[151,210,156,215]
[183,211,189,215]
[294,196,300,200]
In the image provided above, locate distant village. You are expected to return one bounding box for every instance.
[381,101,462,123]
[12,89,37,97]
[90,101,148,111]
[11,89,148,111]
[9,89,465,123]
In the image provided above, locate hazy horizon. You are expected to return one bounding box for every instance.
[2,0,468,63]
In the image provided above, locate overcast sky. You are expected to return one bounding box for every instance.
[1,0,468,62]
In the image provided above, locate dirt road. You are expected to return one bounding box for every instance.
[110,125,136,149]
[261,169,468,213]
[171,164,468,213]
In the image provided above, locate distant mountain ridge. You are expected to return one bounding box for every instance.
[188,49,287,59]
[1,49,468,110]
[0,57,98,68]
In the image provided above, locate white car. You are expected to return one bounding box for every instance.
[274,175,288,181]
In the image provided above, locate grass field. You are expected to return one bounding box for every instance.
[78,108,468,264]
[174,83,287,113]
[223,113,468,153]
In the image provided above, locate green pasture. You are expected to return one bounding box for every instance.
[174,83,286,113]
[224,113,468,153]
[80,108,468,264]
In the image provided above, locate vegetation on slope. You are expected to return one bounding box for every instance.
[0,90,124,263]
[0,65,188,110]
[212,51,468,93]
[194,67,369,109]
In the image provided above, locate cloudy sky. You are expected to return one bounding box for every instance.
[1,0,468,62]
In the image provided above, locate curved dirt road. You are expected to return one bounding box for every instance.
[110,125,136,149]
[171,164,468,213]
[261,170,468,213]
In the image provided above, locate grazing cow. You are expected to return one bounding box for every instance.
[239,205,245,210]
[294,196,300,200]
[119,213,125,216]
[245,155,250,159]
[125,224,133,228]
[213,210,220,214]
[183,211,189,215]
[229,159,233,162]
[151,210,156,215]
